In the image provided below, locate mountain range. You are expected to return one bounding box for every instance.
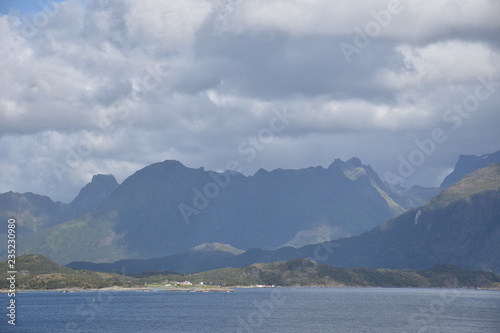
[300,163,500,272]
[18,157,414,264]
[2,150,499,273]
[69,162,500,274]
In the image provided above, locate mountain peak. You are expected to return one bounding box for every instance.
[68,174,119,216]
[90,174,118,186]
[162,160,186,168]
[328,157,369,181]
[190,243,245,255]
[328,158,344,168]
[328,157,364,170]
[345,157,363,168]
[440,150,500,188]
[124,160,191,183]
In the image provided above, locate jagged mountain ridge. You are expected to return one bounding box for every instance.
[72,163,500,274]
[231,163,500,273]
[24,157,411,264]
[15,151,500,267]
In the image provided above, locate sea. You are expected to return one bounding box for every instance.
[1,287,499,333]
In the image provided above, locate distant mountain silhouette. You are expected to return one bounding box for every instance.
[225,163,500,273]
[24,157,413,264]
[14,151,500,270]
[74,163,500,274]
[67,174,119,218]
[0,174,118,237]
[67,243,245,275]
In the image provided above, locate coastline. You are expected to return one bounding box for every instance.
[0,285,236,293]
[2,285,499,293]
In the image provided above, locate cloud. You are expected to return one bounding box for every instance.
[0,0,499,202]
[379,41,500,89]
[214,0,500,41]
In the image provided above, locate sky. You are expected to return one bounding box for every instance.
[0,0,499,203]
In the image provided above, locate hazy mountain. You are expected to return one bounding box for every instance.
[67,243,245,275]
[0,191,67,237]
[387,149,500,207]
[386,184,441,209]
[316,165,500,272]
[223,163,500,273]
[440,150,500,188]
[23,157,410,264]
[0,174,118,238]
[21,153,500,268]
[66,174,119,218]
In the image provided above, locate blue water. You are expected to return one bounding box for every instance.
[1,288,499,332]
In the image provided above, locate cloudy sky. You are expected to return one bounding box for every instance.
[1,0,499,203]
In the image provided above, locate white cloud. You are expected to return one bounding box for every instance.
[216,0,500,41]
[378,41,500,90]
[123,0,211,49]
[0,0,499,201]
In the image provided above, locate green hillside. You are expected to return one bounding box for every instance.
[432,163,500,206]
[2,256,498,290]
[21,215,129,265]
[0,255,139,290]
[143,258,500,289]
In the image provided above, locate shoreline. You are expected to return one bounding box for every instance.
[1,285,499,293]
[0,285,236,293]
[0,286,150,293]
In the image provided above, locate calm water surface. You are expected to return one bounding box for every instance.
[1,288,499,332]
